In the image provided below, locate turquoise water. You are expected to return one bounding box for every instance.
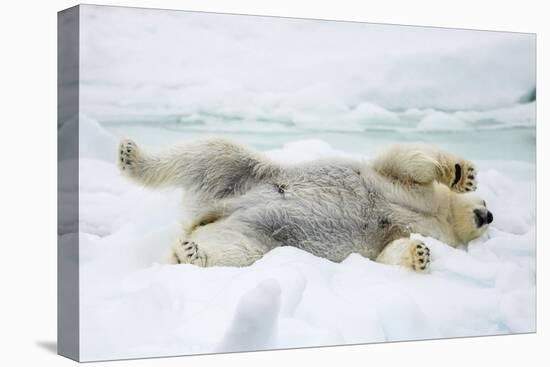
[102,120,535,162]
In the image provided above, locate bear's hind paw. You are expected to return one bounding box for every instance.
[118,139,140,173]
[172,239,206,266]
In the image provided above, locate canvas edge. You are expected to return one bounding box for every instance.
[57,4,80,362]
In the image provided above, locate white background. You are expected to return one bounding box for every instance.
[0,0,547,365]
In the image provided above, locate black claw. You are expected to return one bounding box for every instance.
[417,251,424,256]
[187,253,193,258]
[416,244,423,249]
[452,164,462,187]
[420,265,426,270]
[182,241,189,245]
[419,258,424,263]
[468,175,474,180]
[468,167,474,171]
[466,182,472,186]
[465,188,471,191]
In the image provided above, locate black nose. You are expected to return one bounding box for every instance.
[474,209,493,227]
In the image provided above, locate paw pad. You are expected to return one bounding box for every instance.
[451,161,477,193]
[118,139,139,172]
[175,240,200,263]
[410,241,431,272]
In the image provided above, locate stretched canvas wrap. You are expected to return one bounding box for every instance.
[58,4,536,362]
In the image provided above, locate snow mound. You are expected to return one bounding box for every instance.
[216,279,282,352]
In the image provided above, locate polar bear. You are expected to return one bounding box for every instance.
[117,138,493,272]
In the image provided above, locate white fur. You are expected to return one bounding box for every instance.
[118,139,491,271]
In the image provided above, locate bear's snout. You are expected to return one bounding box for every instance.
[474,208,493,227]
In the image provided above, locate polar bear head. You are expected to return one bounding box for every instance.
[449,192,493,244]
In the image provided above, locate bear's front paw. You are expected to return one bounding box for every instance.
[118,139,140,173]
[410,240,431,272]
[450,160,477,193]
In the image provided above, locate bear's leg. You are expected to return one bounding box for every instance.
[375,238,431,272]
[118,138,279,198]
[168,223,270,267]
[370,144,477,193]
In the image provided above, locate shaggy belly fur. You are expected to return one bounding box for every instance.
[207,164,406,262]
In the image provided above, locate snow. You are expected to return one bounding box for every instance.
[68,4,537,361]
[79,5,535,129]
[74,117,536,361]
